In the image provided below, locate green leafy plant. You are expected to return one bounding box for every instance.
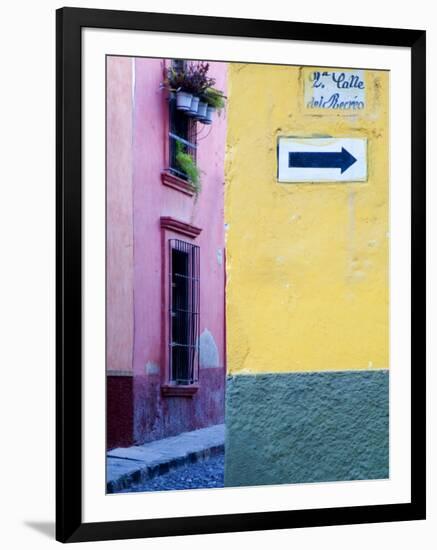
[175,141,201,194]
[203,87,226,112]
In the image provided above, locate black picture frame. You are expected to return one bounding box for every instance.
[56,7,426,543]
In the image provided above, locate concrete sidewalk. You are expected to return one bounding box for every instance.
[107,424,225,493]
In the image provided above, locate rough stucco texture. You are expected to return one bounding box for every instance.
[224,370,389,486]
[225,65,389,374]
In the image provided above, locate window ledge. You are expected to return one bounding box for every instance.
[161,384,199,397]
[160,216,202,239]
[161,170,195,197]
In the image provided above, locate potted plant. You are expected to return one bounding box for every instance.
[196,100,208,121]
[183,62,216,118]
[163,65,193,111]
[176,90,194,111]
[186,95,200,116]
[162,62,223,122]
[202,87,226,124]
[175,141,201,194]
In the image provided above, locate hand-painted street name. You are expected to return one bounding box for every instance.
[304,69,366,111]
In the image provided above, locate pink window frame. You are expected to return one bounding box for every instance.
[160,216,202,397]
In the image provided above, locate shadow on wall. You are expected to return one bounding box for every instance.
[24,521,55,539]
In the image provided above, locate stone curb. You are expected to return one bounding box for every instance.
[107,443,224,493]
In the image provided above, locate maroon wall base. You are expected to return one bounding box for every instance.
[107,368,225,448]
[133,367,225,445]
[107,375,134,450]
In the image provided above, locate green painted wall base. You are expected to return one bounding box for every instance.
[224,370,389,487]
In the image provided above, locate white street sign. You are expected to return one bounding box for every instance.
[278,137,367,183]
[304,70,366,112]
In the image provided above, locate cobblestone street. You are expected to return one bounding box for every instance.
[123,452,225,492]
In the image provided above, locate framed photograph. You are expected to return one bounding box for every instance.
[56,7,426,543]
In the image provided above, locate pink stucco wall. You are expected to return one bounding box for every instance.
[132,58,227,443]
[106,57,134,375]
[106,55,227,447]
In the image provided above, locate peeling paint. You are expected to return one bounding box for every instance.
[216,248,223,266]
[145,361,159,375]
[199,329,220,368]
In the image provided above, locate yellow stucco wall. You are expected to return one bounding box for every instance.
[225,64,389,374]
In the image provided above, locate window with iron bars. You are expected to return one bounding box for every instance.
[168,239,200,384]
[168,59,197,179]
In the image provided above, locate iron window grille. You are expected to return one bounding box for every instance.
[168,239,200,385]
[168,59,197,179]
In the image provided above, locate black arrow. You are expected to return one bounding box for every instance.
[288,147,357,174]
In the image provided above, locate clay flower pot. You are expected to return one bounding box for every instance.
[176,91,193,111]
[196,101,208,120]
[203,106,215,124]
[186,95,200,116]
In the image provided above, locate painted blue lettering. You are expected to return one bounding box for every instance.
[310,71,324,88]
[332,72,365,90]
[323,93,339,108]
